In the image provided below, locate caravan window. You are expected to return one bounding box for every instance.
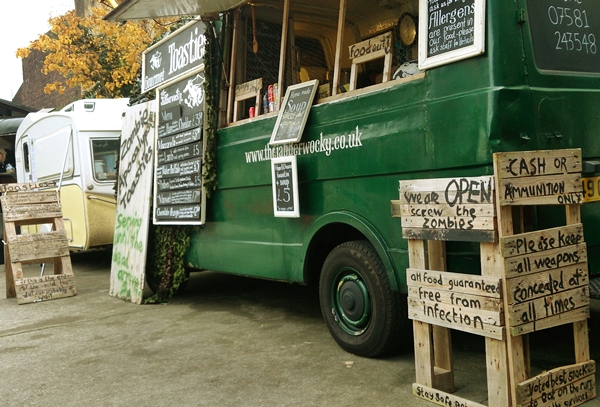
[91,139,119,182]
[22,142,30,173]
[34,125,75,182]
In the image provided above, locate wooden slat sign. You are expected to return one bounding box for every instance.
[399,176,496,242]
[413,384,486,407]
[110,101,156,304]
[0,181,57,193]
[1,188,76,304]
[16,274,76,304]
[407,268,505,340]
[502,224,590,336]
[496,149,583,206]
[516,361,596,407]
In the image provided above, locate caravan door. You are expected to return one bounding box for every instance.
[15,115,90,248]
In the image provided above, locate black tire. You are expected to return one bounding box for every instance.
[319,240,407,357]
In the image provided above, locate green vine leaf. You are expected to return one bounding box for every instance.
[202,19,218,197]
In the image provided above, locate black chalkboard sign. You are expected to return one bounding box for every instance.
[526,0,600,74]
[154,70,206,225]
[158,73,204,138]
[271,156,299,218]
[142,20,206,93]
[419,0,485,70]
[269,79,319,145]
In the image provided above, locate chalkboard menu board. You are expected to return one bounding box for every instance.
[271,156,299,218]
[418,0,486,70]
[526,0,600,74]
[157,74,204,138]
[153,70,206,225]
[269,79,319,146]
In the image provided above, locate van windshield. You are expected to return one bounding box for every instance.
[526,0,600,74]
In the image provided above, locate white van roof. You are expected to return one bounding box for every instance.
[18,98,130,134]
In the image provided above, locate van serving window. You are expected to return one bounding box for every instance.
[225,0,421,125]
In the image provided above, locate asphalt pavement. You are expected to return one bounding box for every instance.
[1,250,600,407]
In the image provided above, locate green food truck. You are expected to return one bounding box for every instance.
[107,0,600,357]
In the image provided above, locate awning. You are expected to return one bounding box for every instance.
[105,0,249,21]
[0,118,25,136]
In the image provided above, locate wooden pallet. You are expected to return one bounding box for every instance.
[2,188,76,304]
[494,149,595,407]
[395,148,595,407]
[396,174,510,407]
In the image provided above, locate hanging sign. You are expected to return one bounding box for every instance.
[153,70,206,225]
[142,19,207,93]
[271,155,299,218]
[502,223,590,336]
[418,0,486,70]
[399,175,496,242]
[526,0,600,74]
[407,268,505,339]
[496,149,584,206]
[269,80,319,145]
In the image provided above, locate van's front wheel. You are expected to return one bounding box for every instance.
[319,240,405,357]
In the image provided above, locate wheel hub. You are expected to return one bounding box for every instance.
[340,280,365,321]
[332,271,371,335]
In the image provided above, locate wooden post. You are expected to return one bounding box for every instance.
[428,240,454,393]
[4,224,16,298]
[332,0,347,96]
[276,0,290,109]
[566,205,591,364]
[226,8,240,125]
[409,239,435,388]
[480,241,511,407]
[486,166,529,407]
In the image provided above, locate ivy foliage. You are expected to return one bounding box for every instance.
[144,225,191,304]
[144,18,209,303]
[202,20,219,196]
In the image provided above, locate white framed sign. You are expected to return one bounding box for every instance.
[271,155,300,218]
[418,0,486,70]
[269,80,319,146]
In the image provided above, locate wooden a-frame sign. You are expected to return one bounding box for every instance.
[393,148,595,407]
[2,185,76,304]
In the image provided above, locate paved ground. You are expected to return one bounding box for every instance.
[1,250,600,407]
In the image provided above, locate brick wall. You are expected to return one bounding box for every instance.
[13,49,81,111]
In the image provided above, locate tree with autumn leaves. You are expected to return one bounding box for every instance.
[17,5,174,98]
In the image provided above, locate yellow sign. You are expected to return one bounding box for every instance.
[582,175,600,202]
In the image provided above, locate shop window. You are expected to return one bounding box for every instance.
[225,0,422,124]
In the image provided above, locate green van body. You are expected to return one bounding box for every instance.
[186,0,600,286]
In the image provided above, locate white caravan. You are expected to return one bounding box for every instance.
[14,98,129,250]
